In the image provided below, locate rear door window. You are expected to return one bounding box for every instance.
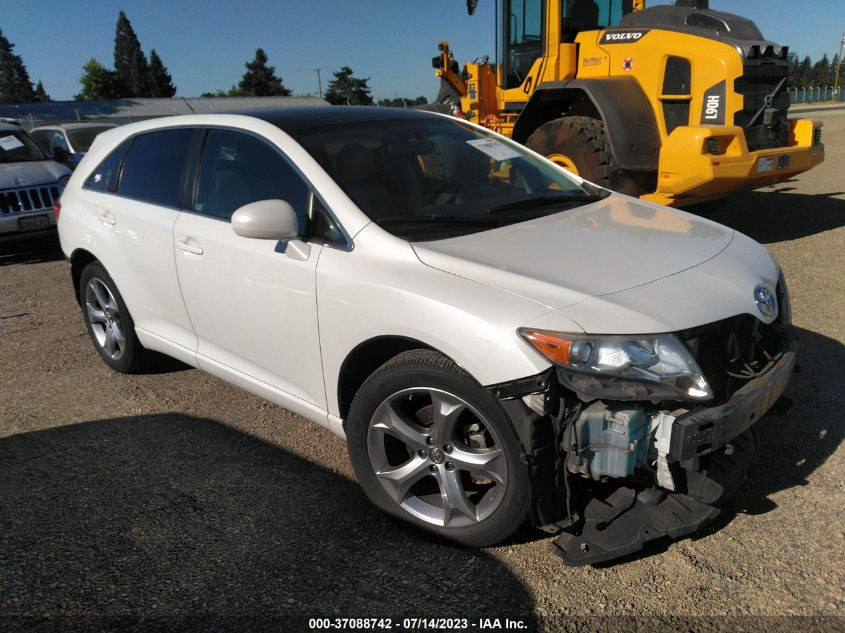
[117,129,195,208]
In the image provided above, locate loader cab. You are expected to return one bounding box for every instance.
[500,0,639,90]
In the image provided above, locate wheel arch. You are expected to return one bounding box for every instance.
[337,335,448,422]
[70,248,100,304]
[512,77,661,172]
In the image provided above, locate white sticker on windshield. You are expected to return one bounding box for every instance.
[0,135,25,151]
[466,138,521,161]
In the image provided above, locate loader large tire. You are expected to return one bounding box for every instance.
[526,116,647,197]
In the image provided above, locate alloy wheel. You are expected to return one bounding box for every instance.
[84,277,126,361]
[367,387,509,528]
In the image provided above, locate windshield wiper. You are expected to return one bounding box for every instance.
[487,193,606,215]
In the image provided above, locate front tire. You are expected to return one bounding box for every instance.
[78,261,151,373]
[346,350,530,547]
[526,115,648,197]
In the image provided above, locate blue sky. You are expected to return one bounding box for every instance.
[4,0,844,101]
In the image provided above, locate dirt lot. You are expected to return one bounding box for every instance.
[1,110,843,632]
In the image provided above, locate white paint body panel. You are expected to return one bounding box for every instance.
[57,112,781,441]
[316,223,574,417]
[413,196,735,317]
[173,211,326,409]
[63,188,198,351]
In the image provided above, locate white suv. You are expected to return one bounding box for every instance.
[57,108,796,564]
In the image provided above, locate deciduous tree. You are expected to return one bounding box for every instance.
[377,95,427,108]
[75,58,120,101]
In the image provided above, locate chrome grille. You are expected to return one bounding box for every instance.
[0,185,60,215]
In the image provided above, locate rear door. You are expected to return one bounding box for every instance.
[89,128,199,353]
[173,128,327,409]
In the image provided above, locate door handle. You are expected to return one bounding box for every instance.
[177,239,204,255]
[98,210,115,225]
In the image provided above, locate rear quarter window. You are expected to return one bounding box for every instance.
[83,138,132,193]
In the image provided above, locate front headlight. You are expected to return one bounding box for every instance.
[58,175,70,191]
[518,328,712,402]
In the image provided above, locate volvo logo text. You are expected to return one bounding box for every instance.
[600,30,649,44]
[754,285,776,317]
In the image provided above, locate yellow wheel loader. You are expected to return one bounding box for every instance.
[431,0,824,207]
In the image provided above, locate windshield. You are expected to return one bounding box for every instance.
[67,126,114,152]
[290,116,606,241]
[563,0,634,30]
[0,130,48,163]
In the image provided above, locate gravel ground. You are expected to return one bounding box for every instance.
[1,111,843,632]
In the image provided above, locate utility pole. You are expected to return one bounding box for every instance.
[314,68,323,99]
[835,33,844,102]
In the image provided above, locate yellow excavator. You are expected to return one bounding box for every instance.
[431,0,824,207]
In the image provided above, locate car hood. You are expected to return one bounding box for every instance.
[412,196,735,315]
[0,160,70,189]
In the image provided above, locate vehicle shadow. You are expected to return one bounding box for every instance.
[696,188,845,244]
[0,413,537,632]
[0,232,64,267]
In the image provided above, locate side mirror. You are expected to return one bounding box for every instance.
[231,199,299,240]
[52,147,69,163]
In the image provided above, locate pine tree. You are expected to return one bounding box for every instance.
[237,49,291,96]
[787,52,799,88]
[798,56,813,88]
[75,58,120,101]
[113,11,149,97]
[146,49,176,97]
[33,80,51,102]
[324,66,373,105]
[811,54,832,87]
[0,29,36,102]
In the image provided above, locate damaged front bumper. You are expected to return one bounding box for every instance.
[671,334,797,461]
[494,326,797,566]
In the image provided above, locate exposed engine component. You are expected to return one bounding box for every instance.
[565,403,650,480]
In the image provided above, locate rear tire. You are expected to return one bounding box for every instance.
[346,350,530,547]
[78,261,152,373]
[526,115,648,197]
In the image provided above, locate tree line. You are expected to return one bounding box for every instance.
[787,52,843,89]
[1,13,425,107]
[0,23,436,108]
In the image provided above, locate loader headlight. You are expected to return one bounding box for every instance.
[518,329,712,402]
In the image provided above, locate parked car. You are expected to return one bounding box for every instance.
[0,121,71,238]
[57,108,795,564]
[30,122,117,170]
